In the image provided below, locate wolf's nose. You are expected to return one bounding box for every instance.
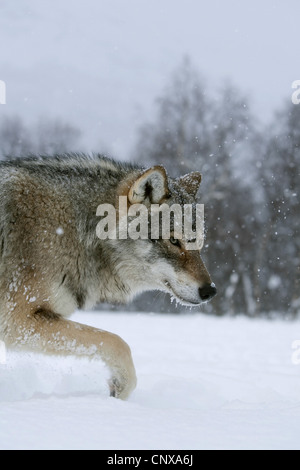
[199,284,217,302]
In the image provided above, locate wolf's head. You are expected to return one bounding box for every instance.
[105,165,217,307]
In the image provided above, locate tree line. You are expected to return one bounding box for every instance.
[0,58,298,317]
[133,58,299,317]
[0,116,81,158]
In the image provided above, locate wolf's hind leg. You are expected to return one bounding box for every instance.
[4,308,137,400]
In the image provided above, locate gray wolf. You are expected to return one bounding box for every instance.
[0,154,216,399]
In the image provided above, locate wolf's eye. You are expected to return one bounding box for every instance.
[170,237,181,248]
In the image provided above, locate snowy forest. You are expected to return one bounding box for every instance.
[0,58,299,318]
[1,0,300,452]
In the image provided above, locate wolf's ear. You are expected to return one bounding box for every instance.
[128,166,169,204]
[178,172,202,197]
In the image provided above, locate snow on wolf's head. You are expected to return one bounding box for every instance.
[103,165,217,307]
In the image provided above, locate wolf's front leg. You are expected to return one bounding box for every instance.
[4,309,137,400]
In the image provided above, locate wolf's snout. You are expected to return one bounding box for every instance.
[199,284,217,302]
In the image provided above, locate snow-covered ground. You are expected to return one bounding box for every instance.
[0,311,300,450]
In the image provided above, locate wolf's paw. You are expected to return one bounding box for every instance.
[108,372,137,400]
[109,377,122,398]
[106,335,137,400]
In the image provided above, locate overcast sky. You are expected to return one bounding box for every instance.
[0,0,299,158]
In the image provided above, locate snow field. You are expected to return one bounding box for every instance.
[0,311,300,450]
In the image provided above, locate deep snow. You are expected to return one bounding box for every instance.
[0,311,300,450]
